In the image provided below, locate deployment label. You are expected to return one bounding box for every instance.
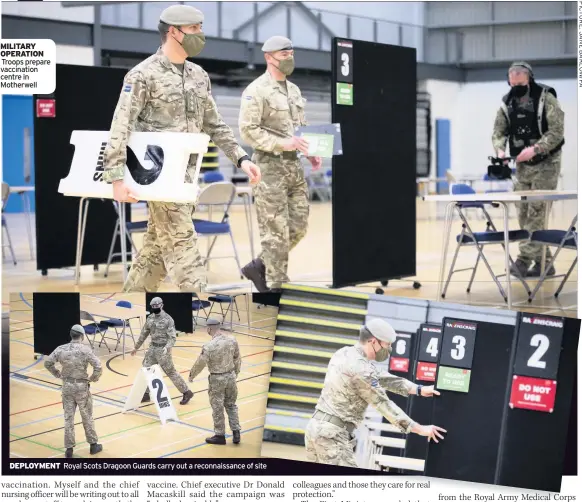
[0,40,56,94]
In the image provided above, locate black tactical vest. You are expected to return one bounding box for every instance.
[502,82,564,164]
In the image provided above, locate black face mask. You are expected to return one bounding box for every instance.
[510,85,528,98]
[151,307,161,315]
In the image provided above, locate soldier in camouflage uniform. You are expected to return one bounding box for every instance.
[131,296,194,405]
[44,325,104,458]
[102,4,261,293]
[239,36,322,292]
[492,62,565,278]
[304,319,446,467]
[189,317,242,445]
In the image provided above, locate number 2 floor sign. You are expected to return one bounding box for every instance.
[123,364,178,425]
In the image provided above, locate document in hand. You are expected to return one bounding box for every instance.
[295,124,343,158]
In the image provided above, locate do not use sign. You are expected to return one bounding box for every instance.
[509,375,557,413]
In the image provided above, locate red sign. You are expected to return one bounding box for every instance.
[36,99,56,118]
[416,362,437,382]
[389,357,409,373]
[509,375,557,413]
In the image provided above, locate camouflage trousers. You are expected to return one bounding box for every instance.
[514,154,561,264]
[123,201,206,292]
[304,419,358,467]
[252,152,309,289]
[208,372,240,435]
[62,381,98,449]
[143,346,189,394]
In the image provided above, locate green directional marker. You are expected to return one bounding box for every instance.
[437,366,472,393]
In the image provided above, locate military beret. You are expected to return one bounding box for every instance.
[150,297,163,306]
[160,5,204,26]
[206,317,221,326]
[364,318,397,344]
[509,61,533,76]
[70,324,85,336]
[262,36,293,53]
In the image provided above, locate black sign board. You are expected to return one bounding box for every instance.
[439,319,477,370]
[513,314,564,380]
[418,323,443,363]
[335,40,353,83]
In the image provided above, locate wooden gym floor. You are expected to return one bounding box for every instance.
[7,292,276,459]
[2,199,578,316]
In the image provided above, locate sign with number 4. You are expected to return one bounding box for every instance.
[513,315,564,380]
[418,324,443,363]
[123,365,178,425]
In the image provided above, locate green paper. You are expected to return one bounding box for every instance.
[300,133,335,158]
[437,366,472,393]
[336,82,353,106]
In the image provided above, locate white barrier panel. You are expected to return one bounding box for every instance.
[58,130,210,203]
[123,364,178,425]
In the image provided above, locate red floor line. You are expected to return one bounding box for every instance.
[10,347,274,416]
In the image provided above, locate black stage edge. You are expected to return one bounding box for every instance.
[34,64,131,274]
[32,292,81,355]
[2,458,401,476]
[331,38,417,288]
[252,292,281,308]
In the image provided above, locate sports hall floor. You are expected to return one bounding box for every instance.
[2,199,578,317]
[7,292,276,459]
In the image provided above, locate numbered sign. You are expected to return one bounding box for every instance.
[439,319,477,370]
[123,365,178,425]
[58,130,209,203]
[513,315,564,380]
[418,324,443,363]
[509,375,557,413]
[389,334,411,372]
[336,40,353,83]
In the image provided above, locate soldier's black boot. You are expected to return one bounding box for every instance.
[205,435,227,445]
[510,259,530,278]
[241,258,269,293]
[141,392,151,403]
[89,443,103,455]
[65,448,73,458]
[527,262,556,277]
[232,430,241,444]
[180,390,194,405]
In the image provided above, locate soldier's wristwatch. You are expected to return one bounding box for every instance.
[416,384,423,396]
[533,144,541,154]
[237,155,250,168]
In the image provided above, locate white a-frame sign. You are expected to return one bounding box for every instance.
[58,130,210,203]
[123,365,178,425]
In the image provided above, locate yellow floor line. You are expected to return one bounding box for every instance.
[282,283,369,300]
[278,314,361,330]
[280,299,367,316]
[276,329,356,345]
[269,377,324,389]
[267,392,318,404]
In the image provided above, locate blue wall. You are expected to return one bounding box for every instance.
[2,95,35,213]
[435,118,450,195]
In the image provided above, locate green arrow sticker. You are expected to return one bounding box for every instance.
[437,366,472,393]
